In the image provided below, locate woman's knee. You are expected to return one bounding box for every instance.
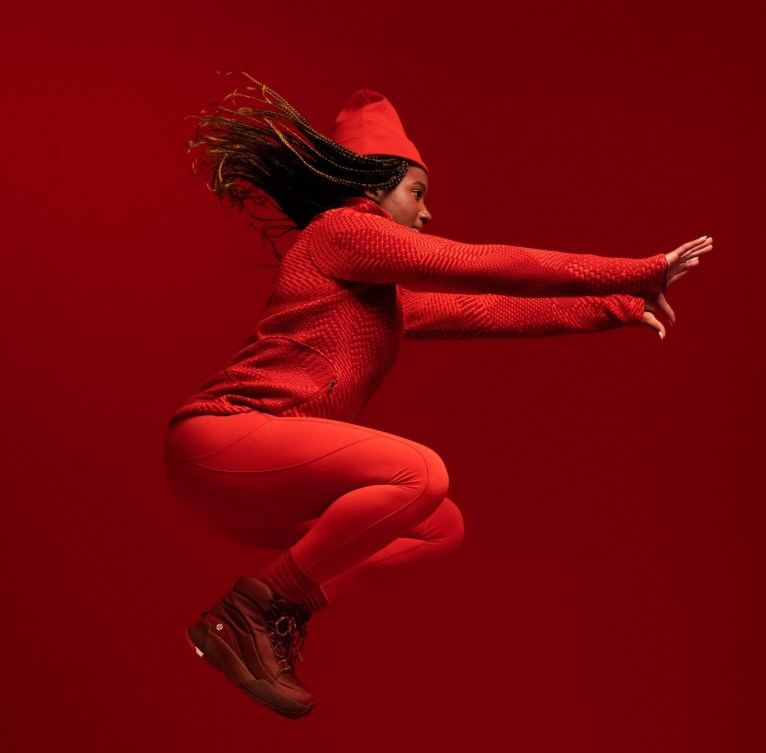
[431,497,465,554]
[354,436,449,525]
[399,497,464,561]
[395,440,450,515]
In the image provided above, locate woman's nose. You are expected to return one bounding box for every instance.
[420,206,432,224]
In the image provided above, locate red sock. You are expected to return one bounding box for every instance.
[260,550,328,613]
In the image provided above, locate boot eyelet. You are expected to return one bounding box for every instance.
[274,615,294,636]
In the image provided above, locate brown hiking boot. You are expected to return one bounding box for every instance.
[187,577,314,718]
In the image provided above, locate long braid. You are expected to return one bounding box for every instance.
[188,75,409,232]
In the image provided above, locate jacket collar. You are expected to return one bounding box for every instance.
[340,196,393,220]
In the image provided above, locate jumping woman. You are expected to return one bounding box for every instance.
[165,77,712,718]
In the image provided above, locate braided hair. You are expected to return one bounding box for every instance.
[188,74,410,237]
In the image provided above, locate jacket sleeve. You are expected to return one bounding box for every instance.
[308,207,667,298]
[398,288,646,340]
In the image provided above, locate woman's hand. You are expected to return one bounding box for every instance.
[664,235,714,286]
[643,235,713,339]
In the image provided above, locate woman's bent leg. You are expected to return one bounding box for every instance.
[166,412,458,608]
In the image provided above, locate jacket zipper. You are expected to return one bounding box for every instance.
[327,379,337,394]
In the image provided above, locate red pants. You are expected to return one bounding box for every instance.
[165,411,464,605]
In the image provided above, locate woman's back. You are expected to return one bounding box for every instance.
[170,198,405,425]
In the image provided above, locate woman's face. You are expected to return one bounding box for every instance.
[365,165,431,231]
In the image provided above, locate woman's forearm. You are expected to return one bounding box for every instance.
[399,288,645,339]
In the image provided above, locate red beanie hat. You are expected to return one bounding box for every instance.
[332,90,427,172]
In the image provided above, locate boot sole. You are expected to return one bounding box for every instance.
[186,626,313,719]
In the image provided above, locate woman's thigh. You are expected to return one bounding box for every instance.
[165,412,448,528]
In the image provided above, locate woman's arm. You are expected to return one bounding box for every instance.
[308,207,667,299]
[398,288,646,339]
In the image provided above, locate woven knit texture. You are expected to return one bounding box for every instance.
[170,198,666,425]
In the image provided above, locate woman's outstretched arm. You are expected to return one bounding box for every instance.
[398,289,647,339]
[308,205,669,299]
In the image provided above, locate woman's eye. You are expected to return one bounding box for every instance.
[413,190,422,198]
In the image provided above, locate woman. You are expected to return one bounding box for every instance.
[165,78,712,719]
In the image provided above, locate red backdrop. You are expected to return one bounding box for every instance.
[3,1,764,751]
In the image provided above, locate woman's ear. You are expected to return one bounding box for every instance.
[363,188,383,203]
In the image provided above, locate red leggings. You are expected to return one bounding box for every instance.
[165,411,464,608]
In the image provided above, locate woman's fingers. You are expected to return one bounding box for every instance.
[657,291,676,325]
[643,309,666,340]
[665,235,713,286]
[681,235,711,253]
[681,239,713,259]
[670,236,713,263]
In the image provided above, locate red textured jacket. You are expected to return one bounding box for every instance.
[170,197,667,426]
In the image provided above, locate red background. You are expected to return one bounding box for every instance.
[3,1,764,751]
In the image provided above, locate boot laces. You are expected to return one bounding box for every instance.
[265,603,308,671]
